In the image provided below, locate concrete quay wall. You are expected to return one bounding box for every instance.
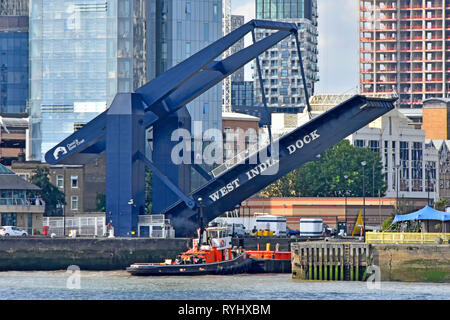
[291,242,450,282]
[0,238,190,271]
[0,236,295,271]
[373,244,450,282]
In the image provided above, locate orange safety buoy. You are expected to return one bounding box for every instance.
[220,239,225,247]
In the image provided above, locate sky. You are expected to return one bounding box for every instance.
[230,0,359,94]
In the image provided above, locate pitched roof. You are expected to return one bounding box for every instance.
[0,164,15,175]
[0,164,40,191]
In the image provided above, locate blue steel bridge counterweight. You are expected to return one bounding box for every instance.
[45,20,396,237]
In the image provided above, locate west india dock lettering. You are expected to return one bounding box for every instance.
[208,130,321,202]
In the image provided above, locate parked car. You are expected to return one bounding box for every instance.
[0,226,28,237]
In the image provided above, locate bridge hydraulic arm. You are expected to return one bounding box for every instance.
[163,96,396,237]
[45,20,299,166]
[136,20,297,114]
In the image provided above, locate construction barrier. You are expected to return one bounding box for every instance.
[366,232,450,244]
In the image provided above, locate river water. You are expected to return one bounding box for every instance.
[0,272,448,300]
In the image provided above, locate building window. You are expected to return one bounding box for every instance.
[71,176,78,188]
[185,42,191,58]
[57,175,64,188]
[425,161,436,192]
[71,196,79,211]
[204,23,209,41]
[400,141,409,192]
[355,140,365,148]
[411,142,423,192]
[1,213,17,226]
[203,103,209,117]
[185,2,191,20]
[177,21,182,39]
[369,140,380,153]
[213,3,219,22]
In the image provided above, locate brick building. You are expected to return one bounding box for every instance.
[11,156,106,215]
[240,197,428,232]
[422,98,450,140]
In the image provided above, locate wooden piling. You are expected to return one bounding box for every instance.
[291,242,371,281]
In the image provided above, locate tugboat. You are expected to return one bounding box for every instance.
[126,226,252,276]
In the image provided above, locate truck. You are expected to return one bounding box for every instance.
[255,215,287,237]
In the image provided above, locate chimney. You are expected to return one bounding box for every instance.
[17,149,25,162]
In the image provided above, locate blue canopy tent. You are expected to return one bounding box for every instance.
[392,206,450,223]
[392,206,450,232]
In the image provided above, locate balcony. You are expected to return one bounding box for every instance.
[378,68,397,73]
[377,79,397,83]
[376,26,397,31]
[425,15,443,20]
[0,198,45,214]
[378,6,397,11]
[377,48,396,52]
[377,37,397,41]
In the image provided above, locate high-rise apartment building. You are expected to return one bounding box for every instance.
[254,0,319,107]
[230,15,245,82]
[29,0,147,161]
[0,0,28,16]
[359,0,450,109]
[148,0,222,134]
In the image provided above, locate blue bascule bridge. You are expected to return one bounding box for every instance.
[45,20,396,237]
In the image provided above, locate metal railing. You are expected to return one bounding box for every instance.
[43,216,106,237]
[366,232,450,244]
[0,198,45,206]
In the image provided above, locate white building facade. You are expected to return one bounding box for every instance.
[348,109,439,202]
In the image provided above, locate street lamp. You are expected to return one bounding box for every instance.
[425,162,431,207]
[393,163,401,213]
[361,161,367,241]
[344,175,349,229]
[197,197,204,249]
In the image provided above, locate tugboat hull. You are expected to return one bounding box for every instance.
[126,253,252,276]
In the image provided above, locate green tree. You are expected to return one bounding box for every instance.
[262,140,386,198]
[434,199,448,212]
[31,167,66,216]
[96,193,106,212]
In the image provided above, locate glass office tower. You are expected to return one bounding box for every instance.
[0,16,28,114]
[254,0,319,107]
[29,0,146,161]
[148,0,222,134]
